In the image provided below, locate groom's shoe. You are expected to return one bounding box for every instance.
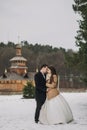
[35,120,38,123]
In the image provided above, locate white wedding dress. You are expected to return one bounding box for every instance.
[39,93,73,125]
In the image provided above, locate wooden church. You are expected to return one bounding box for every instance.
[0,43,34,94]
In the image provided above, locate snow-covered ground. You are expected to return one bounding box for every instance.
[0,92,87,130]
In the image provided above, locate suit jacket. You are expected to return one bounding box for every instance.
[34,71,47,102]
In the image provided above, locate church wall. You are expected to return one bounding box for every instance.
[0,80,29,92]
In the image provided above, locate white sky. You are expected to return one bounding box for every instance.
[0,0,79,50]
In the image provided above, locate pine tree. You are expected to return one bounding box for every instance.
[73,0,87,83]
[23,82,35,98]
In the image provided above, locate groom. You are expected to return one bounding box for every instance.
[34,64,48,123]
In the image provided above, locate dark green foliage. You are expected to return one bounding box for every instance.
[0,42,66,75]
[23,82,35,98]
[0,41,81,78]
[73,0,87,84]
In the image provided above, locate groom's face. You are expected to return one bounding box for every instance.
[43,66,48,74]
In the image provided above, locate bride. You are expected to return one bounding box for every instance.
[39,66,73,125]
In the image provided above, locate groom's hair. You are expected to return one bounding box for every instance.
[40,64,48,70]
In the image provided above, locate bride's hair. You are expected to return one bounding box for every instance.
[48,66,57,83]
[48,66,57,75]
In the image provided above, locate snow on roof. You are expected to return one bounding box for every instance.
[10,56,27,62]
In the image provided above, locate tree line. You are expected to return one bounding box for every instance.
[0,41,80,78]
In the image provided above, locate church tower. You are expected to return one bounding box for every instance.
[16,44,22,56]
[10,44,28,75]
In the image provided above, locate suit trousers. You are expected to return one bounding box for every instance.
[35,99,45,122]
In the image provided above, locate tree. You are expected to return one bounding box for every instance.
[7,41,15,47]
[23,82,35,98]
[73,0,87,83]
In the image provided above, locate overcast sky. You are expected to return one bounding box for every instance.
[0,0,79,50]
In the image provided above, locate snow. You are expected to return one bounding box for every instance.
[0,92,87,130]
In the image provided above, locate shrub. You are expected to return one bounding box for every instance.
[23,81,35,98]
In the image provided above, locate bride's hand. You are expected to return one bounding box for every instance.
[47,88,52,92]
[46,79,50,83]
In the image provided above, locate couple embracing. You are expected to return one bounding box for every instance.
[34,64,73,125]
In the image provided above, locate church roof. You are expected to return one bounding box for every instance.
[0,72,35,80]
[10,56,27,62]
[10,66,28,69]
[16,44,22,48]
[0,72,24,80]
